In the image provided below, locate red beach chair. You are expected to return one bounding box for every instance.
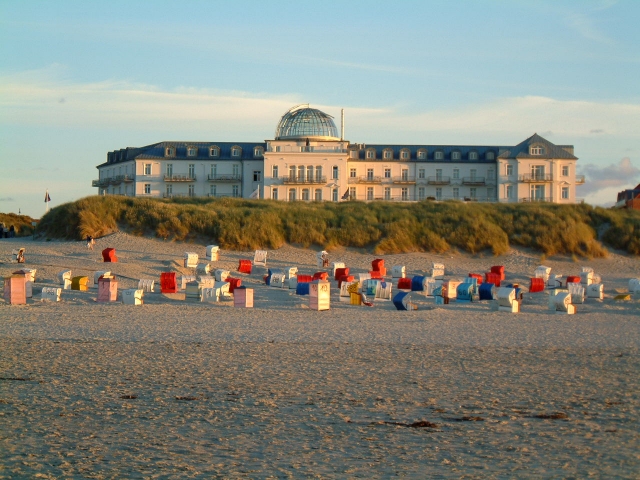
[529,277,545,293]
[238,259,252,274]
[371,259,386,276]
[334,267,349,281]
[468,273,483,285]
[160,272,178,294]
[296,274,313,284]
[226,277,242,293]
[102,248,118,263]
[397,277,412,290]
[566,275,581,285]
[490,266,505,281]
[312,271,329,281]
[485,272,501,287]
[337,275,354,288]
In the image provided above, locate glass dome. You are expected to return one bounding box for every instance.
[275,105,340,141]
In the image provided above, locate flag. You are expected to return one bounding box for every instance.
[249,187,260,199]
[341,188,350,200]
[45,191,51,203]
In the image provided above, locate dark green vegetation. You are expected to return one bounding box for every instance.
[0,213,38,237]
[35,196,640,256]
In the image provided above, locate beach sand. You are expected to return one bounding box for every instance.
[1,233,639,477]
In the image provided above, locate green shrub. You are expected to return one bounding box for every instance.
[30,196,640,256]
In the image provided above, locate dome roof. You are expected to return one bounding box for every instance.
[275,105,339,141]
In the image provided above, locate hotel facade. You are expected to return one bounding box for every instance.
[94,105,584,203]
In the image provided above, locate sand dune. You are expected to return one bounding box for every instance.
[1,233,639,477]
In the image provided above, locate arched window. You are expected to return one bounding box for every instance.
[366,149,376,159]
[254,146,264,158]
[231,146,241,157]
[298,165,305,181]
[469,151,478,160]
[435,151,444,160]
[315,166,323,181]
[417,149,427,160]
[288,188,296,201]
[210,146,219,157]
[187,146,197,157]
[289,165,296,180]
[400,149,410,160]
[165,146,175,157]
[486,151,495,160]
[307,167,313,182]
[451,151,461,160]
[302,188,310,201]
[383,149,393,159]
[315,189,322,201]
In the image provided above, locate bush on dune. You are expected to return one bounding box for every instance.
[31,195,640,257]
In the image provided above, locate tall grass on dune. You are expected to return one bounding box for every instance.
[0,213,38,237]
[34,195,640,256]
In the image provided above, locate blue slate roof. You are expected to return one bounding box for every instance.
[351,144,499,162]
[98,141,267,167]
[497,133,577,160]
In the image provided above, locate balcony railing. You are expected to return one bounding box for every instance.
[518,174,553,183]
[519,197,553,203]
[282,176,327,185]
[93,175,135,187]
[462,177,486,185]
[162,193,189,198]
[426,176,451,185]
[391,176,416,184]
[164,174,197,182]
[207,174,242,182]
[575,175,585,185]
[348,176,382,184]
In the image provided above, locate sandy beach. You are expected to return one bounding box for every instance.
[1,233,639,477]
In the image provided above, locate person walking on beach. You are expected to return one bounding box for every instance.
[86,235,95,250]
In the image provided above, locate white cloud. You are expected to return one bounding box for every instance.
[579,157,640,197]
[2,69,639,144]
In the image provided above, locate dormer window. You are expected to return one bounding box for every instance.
[254,147,264,158]
[451,151,461,160]
[486,151,495,160]
[383,149,392,159]
[210,147,219,157]
[400,149,410,160]
[469,151,478,160]
[366,149,375,159]
[417,149,427,160]
[187,146,197,157]
[435,151,444,160]
[530,146,544,155]
[231,147,241,157]
[165,146,175,157]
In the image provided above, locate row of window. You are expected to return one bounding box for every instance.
[503,164,570,176]
[164,146,264,158]
[358,149,495,161]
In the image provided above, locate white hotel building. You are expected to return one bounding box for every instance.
[94,105,584,203]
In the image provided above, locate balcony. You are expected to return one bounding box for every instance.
[348,175,382,184]
[519,197,553,203]
[390,176,416,184]
[164,174,197,182]
[110,175,135,185]
[426,176,451,185]
[282,176,327,185]
[462,177,486,185]
[93,175,135,187]
[575,175,586,185]
[518,174,553,183]
[162,193,188,198]
[207,174,242,182]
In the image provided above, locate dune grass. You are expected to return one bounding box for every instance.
[0,213,39,237]
[34,196,640,257]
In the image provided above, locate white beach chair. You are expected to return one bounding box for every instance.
[40,287,61,302]
[254,250,268,267]
[122,289,144,305]
[184,252,199,269]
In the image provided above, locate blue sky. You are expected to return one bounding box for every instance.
[1,0,639,217]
